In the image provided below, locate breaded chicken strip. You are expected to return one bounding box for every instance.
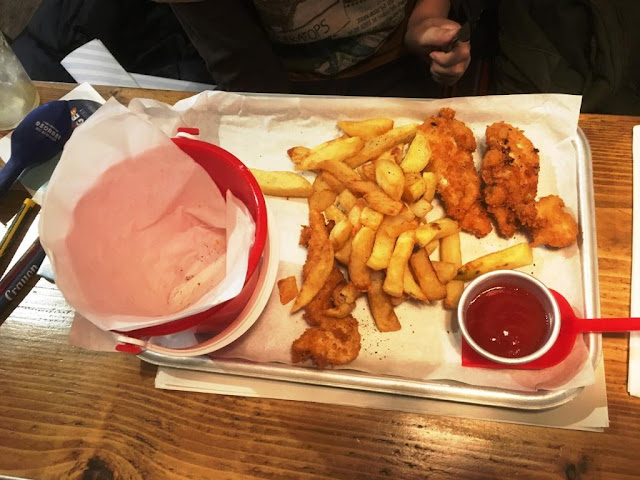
[481,122,578,247]
[292,263,361,368]
[482,122,540,237]
[420,108,492,237]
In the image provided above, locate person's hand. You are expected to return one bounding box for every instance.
[405,17,471,85]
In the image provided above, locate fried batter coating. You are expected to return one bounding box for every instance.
[292,263,361,368]
[291,316,361,369]
[481,122,578,247]
[420,108,492,237]
[303,265,345,327]
[528,195,579,248]
[481,122,540,236]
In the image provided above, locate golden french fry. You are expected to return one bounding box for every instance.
[358,162,376,182]
[362,188,404,216]
[345,179,404,216]
[378,145,406,165]
[367,271,401,332]
[422,172,437,201]
[440,233,463,309]
[455,243,534,282]
[309,188,337,211]
[324,204,347,223]
[415,218,460,247]
[292,211,335,312]
[409,198,433,219]
[367,213,418,270]
[390,295,407,306]
[277,276,299,305]
[425,239,439,256]
[374,155,405,201]
[400,131,431,172]
[320,171,344,191]
[410,249,447,301]
[298,137,364,170]
[383,230,416,297]
[329,219,352,250]
[309,135,348,154]
[366,229,395,271]
[318,158,361,184]
[334,240,352,266]
[402,174,427,203]
[338,118,394,140]
[287,146,310,166]
[347,201,365,232]
[432,261,457,284]
[349,226,375,291]
[360,206,384,230]
[313,173,332,192]
[336,189,358,212]
[345,124,419,168]
[403,268,428,302]
[250,169,313,198]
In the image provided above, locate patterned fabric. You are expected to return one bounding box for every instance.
[252,0,407,75]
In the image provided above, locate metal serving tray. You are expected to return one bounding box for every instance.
[140,128,601,411]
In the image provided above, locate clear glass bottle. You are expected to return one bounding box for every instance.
[0,32,39,130]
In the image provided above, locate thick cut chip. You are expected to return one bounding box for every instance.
[415,218,460,247]
[440,233,463,308]
[250,169,313,197]
[287,146,310,166]
[400,130,431,172]
[367,210,418,270]
[431,261,457,284]
[297,137,364,170]
[345,124,419,168]
[410,198,433,219]
[349,226,376,291]
[410,249,447,301]
[329,219,351,250]
[422,172,437,201]
[309,188,337,211]
[383,230,416,297]
[338,118,394,140]
[455,243,534,281]
[374,155,405,201]
[367,271,401,332]
[403,268,428,301]
[360,207,384,230]
[277,276,299,305]
[292,210,335,312]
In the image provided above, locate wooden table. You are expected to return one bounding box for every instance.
[1,82,639,480]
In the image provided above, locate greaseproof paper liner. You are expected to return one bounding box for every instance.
[40,98,255,332]
[130,91,593,392]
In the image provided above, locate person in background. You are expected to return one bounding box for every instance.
[169,0,474,97]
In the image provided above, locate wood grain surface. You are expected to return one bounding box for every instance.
[1,83,640,480]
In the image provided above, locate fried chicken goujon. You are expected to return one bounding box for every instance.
[419,108,492,238]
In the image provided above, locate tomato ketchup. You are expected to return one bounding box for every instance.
[465,285,550,358]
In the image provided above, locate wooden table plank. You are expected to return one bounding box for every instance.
[1,82,640,480]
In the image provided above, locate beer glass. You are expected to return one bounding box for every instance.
[0,32,39,130]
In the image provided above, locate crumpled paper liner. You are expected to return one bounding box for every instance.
[40,98,255,332]
[127,91,593,392]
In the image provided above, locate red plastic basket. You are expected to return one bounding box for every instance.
[115,136,267,339]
